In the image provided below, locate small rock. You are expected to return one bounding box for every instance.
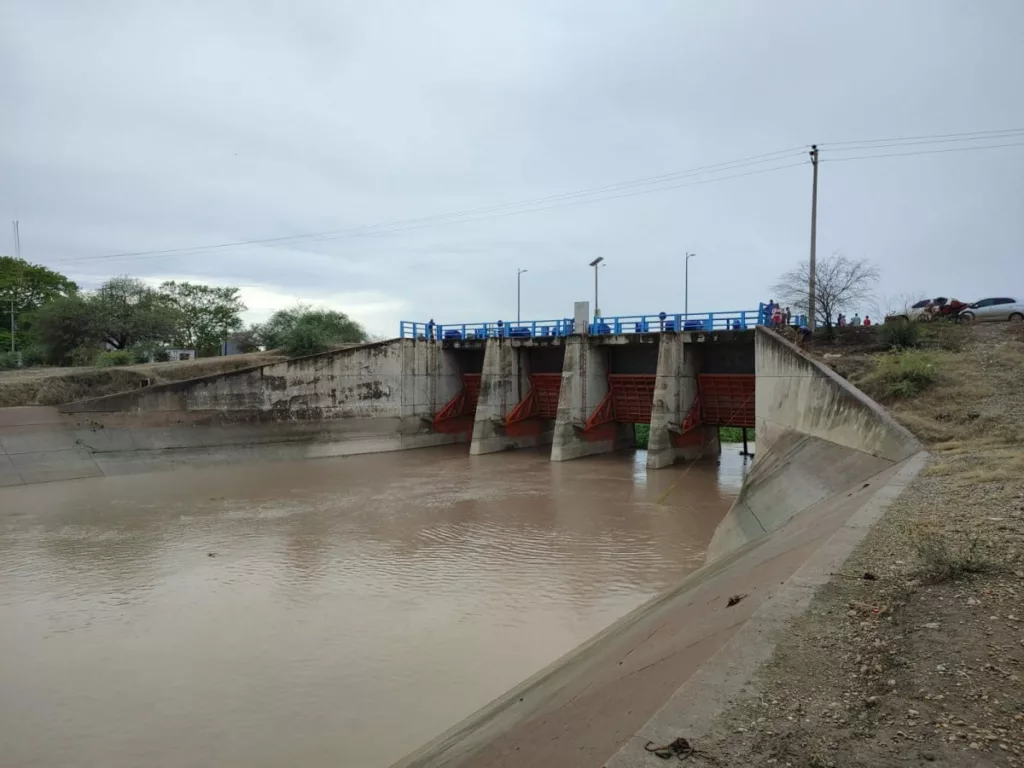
[922,753,936,762]
[908,709,919,717]
[888,679,896,687]
[922,622,940,630]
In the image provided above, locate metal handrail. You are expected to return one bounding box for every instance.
[400,304,807,339]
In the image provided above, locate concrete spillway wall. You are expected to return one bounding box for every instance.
[392,327,925,768]
[1,340,467,486]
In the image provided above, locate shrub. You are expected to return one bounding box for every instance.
[70,346,100,367]
[869,349,937,399]
[95,349,134,367]
[914,532,995,582]
[20,345,47,367]
[718,426,755,443]
[880,319,922,349]
[0,351,19,369]
[634,423,650,448]
[153,348,171,363]
[131,346,152,364]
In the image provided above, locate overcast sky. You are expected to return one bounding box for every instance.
[2,0,1023,335]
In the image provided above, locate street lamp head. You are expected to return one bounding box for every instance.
[518,268,528,274]
[588,257,604,267]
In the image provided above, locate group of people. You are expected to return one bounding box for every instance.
[836,313,872,327]
[764,300,793,328]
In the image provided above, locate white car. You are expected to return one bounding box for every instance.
[958,297,1024,323]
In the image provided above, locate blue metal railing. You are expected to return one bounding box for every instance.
[399,318,576,340]
[399,304,807,340]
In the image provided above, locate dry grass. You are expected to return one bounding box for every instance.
[0,352,287,407]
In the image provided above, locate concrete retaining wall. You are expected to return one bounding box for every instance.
[707,327,920,558]
[1,340,465,486]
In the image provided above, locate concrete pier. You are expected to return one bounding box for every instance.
[549,335,633,462]
[647,334,719,468]
[469,339,565,455]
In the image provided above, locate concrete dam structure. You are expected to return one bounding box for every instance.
[390,328,924,768]
[2,327,755,486]
[1,321,927,767]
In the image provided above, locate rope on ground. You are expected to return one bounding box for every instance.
[644,737,694,760]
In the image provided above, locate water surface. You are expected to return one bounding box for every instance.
[0,445,751,767]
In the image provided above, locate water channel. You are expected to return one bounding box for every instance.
[0,445,750,768]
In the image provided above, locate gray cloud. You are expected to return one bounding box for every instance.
[2,0,1023,335]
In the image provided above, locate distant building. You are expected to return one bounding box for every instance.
[164,349,196,362]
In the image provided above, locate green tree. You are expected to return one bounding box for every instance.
[27,293,97,365]
[29,277,181,364]
[0,256,78,351]
[92,277,181,350]
[258,304,368,356]
[159,281,246,355]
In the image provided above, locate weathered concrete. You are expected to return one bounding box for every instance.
[707,327,921,558]
[392,326,926,768]
[2,340,471,486]
[647,335,719,469]
[549,335,632,461]
[469,339,529,454]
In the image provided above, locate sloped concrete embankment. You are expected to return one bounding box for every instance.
[0,340,461,486]
[392,327,925,768]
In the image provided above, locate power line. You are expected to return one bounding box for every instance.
[821,131,1024,153]
[821,140,1024,162]
[55,149,809,264]
[821,126,1024,148]
[50,125,1024,267]
[57,158,810,265]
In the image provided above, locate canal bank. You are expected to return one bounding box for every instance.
[393,328,926,768]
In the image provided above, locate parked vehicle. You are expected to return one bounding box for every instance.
[901,297,968,321]
[958,297,1024,323]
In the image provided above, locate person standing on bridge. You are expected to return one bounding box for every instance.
[783,306,792,326]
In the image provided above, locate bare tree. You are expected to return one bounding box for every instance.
[874,291,927,320]
[772,253,879,329]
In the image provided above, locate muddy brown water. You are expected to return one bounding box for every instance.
[0,445,750,768]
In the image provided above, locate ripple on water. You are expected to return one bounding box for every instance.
[0,447,748,768]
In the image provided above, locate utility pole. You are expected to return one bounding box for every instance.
[10,220,20,354]
[589,257,604,318]
[684,252,696,318]
[517,268,527,323]
[808,145,819,330]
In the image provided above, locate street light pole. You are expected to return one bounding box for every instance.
[684,252,696,318]
[589,257,604,318]
[517,268,527,323]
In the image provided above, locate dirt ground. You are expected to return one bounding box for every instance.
[692,322,1024,767]
[0,352,286,407]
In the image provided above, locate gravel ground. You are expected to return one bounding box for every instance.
[691,323,1024,767]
